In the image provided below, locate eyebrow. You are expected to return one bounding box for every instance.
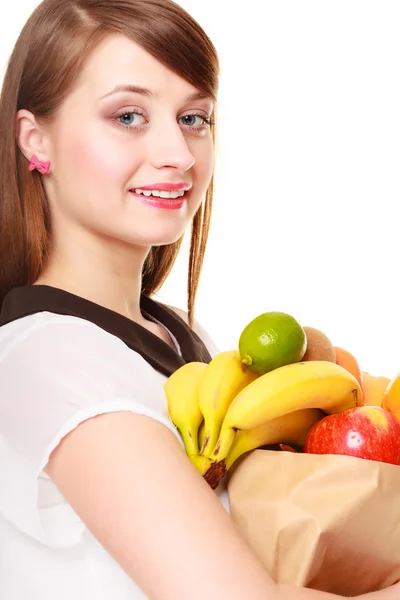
[99,84,212,102]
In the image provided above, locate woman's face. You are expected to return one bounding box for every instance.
[42,34,215,249]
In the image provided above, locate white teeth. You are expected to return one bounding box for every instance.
[133,188,186,199]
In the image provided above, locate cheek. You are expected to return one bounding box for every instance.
[193,137,214,188]
[58,121,137,186]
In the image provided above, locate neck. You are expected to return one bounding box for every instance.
[35,229,152,323]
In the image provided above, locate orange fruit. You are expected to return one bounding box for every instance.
[382,375,400,420]
[333,346,363,386]
[361,372,391,407]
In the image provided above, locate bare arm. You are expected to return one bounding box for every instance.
[44,412,399,600]
[45,411,279,599]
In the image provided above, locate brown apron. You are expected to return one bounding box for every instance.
[0,285,212,377]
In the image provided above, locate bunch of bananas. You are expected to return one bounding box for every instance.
[164,350,363,489]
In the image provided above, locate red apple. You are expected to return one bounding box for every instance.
[304,406,400,465]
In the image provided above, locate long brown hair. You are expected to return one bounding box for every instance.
[0,0,219,327]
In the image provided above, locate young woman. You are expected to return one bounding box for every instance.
[0,1,398,598]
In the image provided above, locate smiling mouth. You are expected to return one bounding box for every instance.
[131,188,187,199]
[129,189,188,210]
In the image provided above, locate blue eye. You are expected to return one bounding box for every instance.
[116,110,147,129]
[179,114,212,128]
[181,115,199,126]
[119,113,135,126]
[114,109,213,132]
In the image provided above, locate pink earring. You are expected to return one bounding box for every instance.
[28,155,51,175]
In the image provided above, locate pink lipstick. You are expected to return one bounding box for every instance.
[130,192,186,209]
[129,181,191,210]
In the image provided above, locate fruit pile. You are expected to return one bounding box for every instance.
[164,311,400,489]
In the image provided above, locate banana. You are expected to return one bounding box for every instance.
[198,350,260,458]
[198,420,206,454]
[212,360,363,463]
[189,453,213,476]
[164,361,208,456]
[225,408,323,470]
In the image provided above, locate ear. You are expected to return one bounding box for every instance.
[16,109,49,163]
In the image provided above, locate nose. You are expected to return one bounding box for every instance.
[147,120,195,172]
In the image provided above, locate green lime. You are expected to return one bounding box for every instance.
[238,312,307,374]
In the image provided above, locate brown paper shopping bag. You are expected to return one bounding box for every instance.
[228,449,400,597]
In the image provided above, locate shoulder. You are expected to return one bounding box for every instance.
[166,305,220,358]
[0,311,120,349]
[0,311,175,456]
[0,311,150,377]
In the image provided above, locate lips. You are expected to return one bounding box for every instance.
[129,189,187,210]
[135,182,192,192]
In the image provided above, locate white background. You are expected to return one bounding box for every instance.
[2,1,400,378]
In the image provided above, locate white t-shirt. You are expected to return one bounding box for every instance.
[0,309,229,599]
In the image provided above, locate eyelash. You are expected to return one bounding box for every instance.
[114,109,215,133]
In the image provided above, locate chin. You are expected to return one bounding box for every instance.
[147,231,186,246]
[98,206,195,247]
[115,224,187,248]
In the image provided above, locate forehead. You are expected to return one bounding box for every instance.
[74,33,200,100]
